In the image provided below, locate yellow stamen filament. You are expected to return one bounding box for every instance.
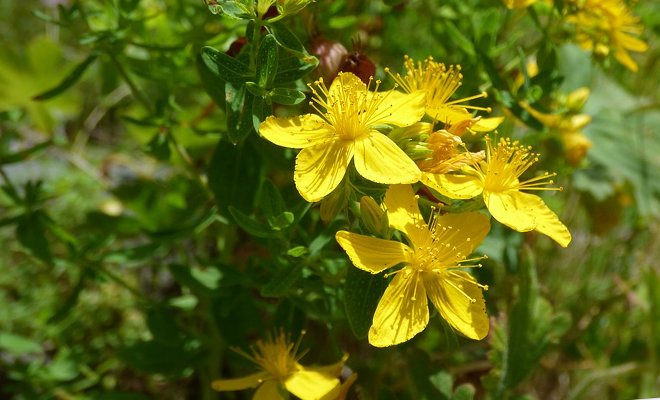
[307,73,398,141]
[480,137,563,193]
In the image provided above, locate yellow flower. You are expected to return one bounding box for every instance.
[336,184,490,347]
[386,56,501,130]
[259,72,425,202]
[411,120,485,174]
[566,0,648,72]
[422,138,572,247]
[503,0,538,9]
[212,330,346,400]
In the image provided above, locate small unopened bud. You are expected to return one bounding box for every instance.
[310,37,349,83]
[566,87,590,112]
[560,131,592,166]
[359,196,389,236]
[320,184,350,223]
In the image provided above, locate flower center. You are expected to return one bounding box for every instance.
[481,137,559,194]
[308,73,394,141]
[235,331,306,381]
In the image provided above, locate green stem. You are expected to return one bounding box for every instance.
[106,50,153,114]
[198,296,224,400]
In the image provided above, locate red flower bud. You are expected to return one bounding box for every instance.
[339,50,376,85]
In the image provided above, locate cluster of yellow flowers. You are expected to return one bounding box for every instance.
[260,57,571,347]
[503,0,648,71]
[214,56,574,397]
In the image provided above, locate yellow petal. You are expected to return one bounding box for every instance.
[613,47,638,72]
[254,380,286,400]
[485,190,571,247]
[432,212,490,264]
[306,354,348,377]
[211,371,269,392]
[260,114,332,149]
[369,269,429,347]
[353,132,420,185]
[295,140,354,202]
[370,90,426,127]
[383,184,428,246]
[471,116,505,132]
[285,369,340,400]
[426,270,489,340]
[616,32,648,53]
[421,171,483,199]
[336,231,413,274]
[427,106,472,126]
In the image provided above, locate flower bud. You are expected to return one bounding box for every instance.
[566,87,590,112]
[320,183,351,222]
[339,50,376,85]
[310,37,349,83]
[560,131,592,166]
[359,196,389,236]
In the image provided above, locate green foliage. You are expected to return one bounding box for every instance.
[1,0,658,399]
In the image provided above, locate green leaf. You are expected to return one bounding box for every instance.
[273,50,318,85]
[257,34,278,88]
[119,339,200,376]
[270,87,306,105]
[225,81,255,142]
[168,264,220,298]
[32,53,97,100]
[286,246,308,257]
[196,52,226,108]
[207,140,261,217]
[144,132,171,161]
[201,46,251,84]
[0,332,42,355]
[245,81,267,97]
[0,140,52,166]
[269,211,294,230]
[267,21,307,55]
[260,262,304,297]
[219,0,254,19]
[228,206,276,238]
[259,179,287,220]
[443,21,475,57]
[16,212,52,264]
[251,92,272,132]
[451,385,476,400]
[429,371,453,399]
[344,267,388,339]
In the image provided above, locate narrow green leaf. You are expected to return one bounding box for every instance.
[267,21,307,54]
[257,34,278,88]
[201,46,251,84]
[0,140,52,166]
[261,263,304,297]
[245,81,267,97]
[443,21,475,57]
[260,179,287,219]
[16,212,52,264]
[0,333,42,355]
[252,94,271,133]
[32,53,97,100]
[228,206,276,238]
[270,88,306,105]
[344,267,388,339]
[286,246,308,257]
